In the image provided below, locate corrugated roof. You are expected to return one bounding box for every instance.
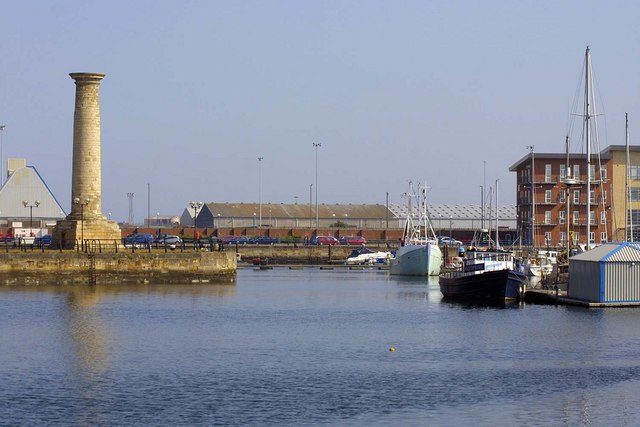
[203,202,390,219]
[604,243,640,262]
[571,243,640,262]
[200,202,517,223]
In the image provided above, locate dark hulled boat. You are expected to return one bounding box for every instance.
[439,251,526,301]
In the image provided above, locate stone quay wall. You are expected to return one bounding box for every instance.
[0,252,236,285]
[232,245,384,264]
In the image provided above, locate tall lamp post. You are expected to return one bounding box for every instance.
[22,200,40,238]
[309,184,313,228]
[0,125,5,187]
[313,143,321,227]
[258,156,263,228]
[73,197,89,248]
[190,201,203,246]
[449,215,453,244]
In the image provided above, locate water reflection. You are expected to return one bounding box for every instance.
[6,270,640,425]
[0,280,237,299]
[64,286,109,378]
[0,281,237,382]
[440,297,523,310]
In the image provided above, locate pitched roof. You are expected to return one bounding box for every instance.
[0,166,66,218]
[571,242,640,262]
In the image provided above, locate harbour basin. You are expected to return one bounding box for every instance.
[2,268,640,426]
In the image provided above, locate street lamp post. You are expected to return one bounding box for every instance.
[22,200,40,239]
[309,184,313,228]
[73,197,89,249]
[190,201,203,248]
[449,216,453,245]
[258,156,263,228]
[313,143,321,227]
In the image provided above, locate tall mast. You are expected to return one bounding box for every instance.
[495,179,500,250]
[585,46,592,248]
[565,135,572,256]
[627,113,632,241]
[526,145,535,248]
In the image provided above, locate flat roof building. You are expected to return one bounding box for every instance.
[509,145,640,247]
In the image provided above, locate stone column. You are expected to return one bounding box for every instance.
[69,72,105,220]
[52,72,121,249]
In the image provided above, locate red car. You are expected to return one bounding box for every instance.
[339,236,367,245]
[312,236,339,245]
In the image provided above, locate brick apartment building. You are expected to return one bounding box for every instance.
[510,145,640,248]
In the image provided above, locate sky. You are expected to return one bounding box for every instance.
[3,1,640,223]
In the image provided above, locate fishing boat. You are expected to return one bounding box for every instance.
[345,247,391,265]
[389,182,442,276]
[439,250,527,301]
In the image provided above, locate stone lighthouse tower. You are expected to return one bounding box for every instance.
[52,72,121,248]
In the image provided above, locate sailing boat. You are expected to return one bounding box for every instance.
[389,182,442,276]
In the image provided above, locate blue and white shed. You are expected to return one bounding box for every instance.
[568,243,640,304]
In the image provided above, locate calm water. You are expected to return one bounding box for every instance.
[2,268,640,426]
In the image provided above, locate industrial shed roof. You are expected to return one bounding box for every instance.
[203,202,391,219]
[571,243,640,262]
[199,202,516,223]
[0,166,66,219]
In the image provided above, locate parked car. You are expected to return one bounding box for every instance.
[124,233,154,247]
[222,235,249,245]
[311,236,339,245]
[157,235,182,249]
[252,236,280,245]
[437,236,463,246]
[33,234,52,247]
[339,236,367,245]
[153,234,168,244]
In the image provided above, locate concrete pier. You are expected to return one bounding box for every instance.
[0,251,236,285]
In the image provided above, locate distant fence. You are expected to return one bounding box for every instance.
[4,239,224,254]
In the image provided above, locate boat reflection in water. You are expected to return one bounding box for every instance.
[440,297,523,310]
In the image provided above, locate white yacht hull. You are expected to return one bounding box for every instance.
[389,244,442,276]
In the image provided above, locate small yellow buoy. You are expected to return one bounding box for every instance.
[389,347,396,352]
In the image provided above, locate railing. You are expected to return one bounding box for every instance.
[0,239,228,254]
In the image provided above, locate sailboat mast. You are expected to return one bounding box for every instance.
[565,135,571,256]
[585,46,592,248]
[627,113,632,241]
[526,145,535,248]
[495,179,500,249]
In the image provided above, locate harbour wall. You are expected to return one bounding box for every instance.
[230,244,462,264]
[0,252,236,285]
[122,227,405,242]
